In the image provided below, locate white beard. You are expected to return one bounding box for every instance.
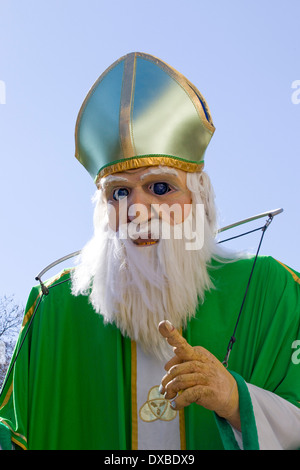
[71,171,221,359]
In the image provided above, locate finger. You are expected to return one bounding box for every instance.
[169,385,207,411]
[164,373,209,400]
[164,355,182,372]
[165,344,221,369]
[161,360,210,388]
[158,320,197,361]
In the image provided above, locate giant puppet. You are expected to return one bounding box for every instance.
[0,53,300,450]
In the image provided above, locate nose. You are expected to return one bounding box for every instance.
[127,188,152,224]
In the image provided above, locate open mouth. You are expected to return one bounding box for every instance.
[132,238,159,247]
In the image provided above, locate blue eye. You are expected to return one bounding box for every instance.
[151,182,172,195]
[113,187,129,201]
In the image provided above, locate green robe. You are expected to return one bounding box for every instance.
[0,256,300,450]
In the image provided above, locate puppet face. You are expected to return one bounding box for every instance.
[101,166,193,246]
[72,169,217,358]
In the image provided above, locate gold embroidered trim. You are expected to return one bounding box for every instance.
[179,409,186,450]
[0,419,28,449]
[131,341,138,450]
[276,260,300,284]
[11,436,27,450]
[0,383,13,411]
[96,157,203,184]
[21,291,41,330]
[0,270,72,426]
[22,269,72,330]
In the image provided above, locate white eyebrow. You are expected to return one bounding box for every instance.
[100,175,129,190]
[100,166,179,190]
[139,167,179,180]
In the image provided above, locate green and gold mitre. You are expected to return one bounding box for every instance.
[75,52,215,186]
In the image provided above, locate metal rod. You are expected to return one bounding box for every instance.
[35,250,81,281]
[217,208,283,233]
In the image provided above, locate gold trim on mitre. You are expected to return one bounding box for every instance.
[119,53,136,159]
[96,156,204,186]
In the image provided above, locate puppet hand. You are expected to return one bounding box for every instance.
[158,320,241,430]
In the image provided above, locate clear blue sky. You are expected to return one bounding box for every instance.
[0,0,299,306]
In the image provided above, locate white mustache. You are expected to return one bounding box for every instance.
[118,218,161,240]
